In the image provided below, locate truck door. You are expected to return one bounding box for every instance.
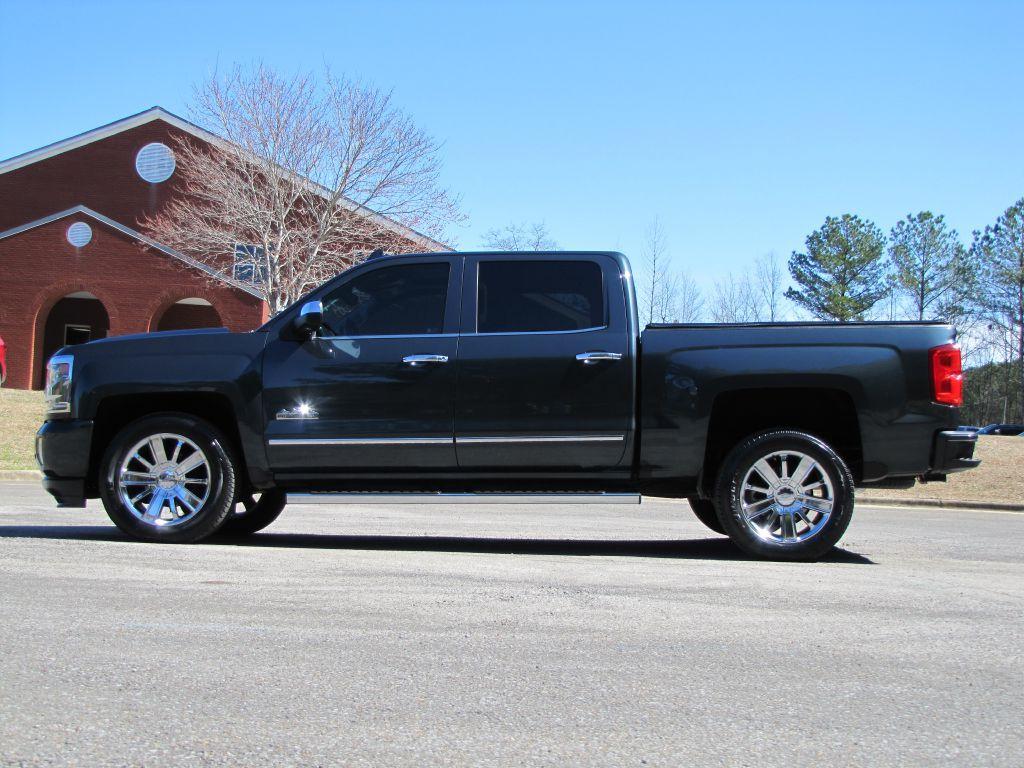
[454,255,634,470]
[262,256,462,473]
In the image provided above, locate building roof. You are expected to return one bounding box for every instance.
[0,205,263,299]
[0,106,449,252]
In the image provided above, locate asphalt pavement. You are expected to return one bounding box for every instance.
[0,482,1021,767]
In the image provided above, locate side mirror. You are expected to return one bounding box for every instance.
[292,300,323,338]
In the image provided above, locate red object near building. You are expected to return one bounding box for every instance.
[0,107,443,390]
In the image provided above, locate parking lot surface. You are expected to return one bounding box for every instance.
[1,482,1021,767]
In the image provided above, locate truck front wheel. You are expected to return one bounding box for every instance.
[216,490,287,537]
[713,430,854,561]
[98,414,238,543]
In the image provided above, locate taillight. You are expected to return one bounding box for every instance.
[930,344,962,406]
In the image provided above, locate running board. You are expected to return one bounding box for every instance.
[287,492,641,505]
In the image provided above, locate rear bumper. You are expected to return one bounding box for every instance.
[929,430,980,476]
[36,419,93,508]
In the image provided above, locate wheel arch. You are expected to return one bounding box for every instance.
[87,392,250,497]
[699,385,863,496]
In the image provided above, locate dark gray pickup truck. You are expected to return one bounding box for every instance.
[36,251,979,560]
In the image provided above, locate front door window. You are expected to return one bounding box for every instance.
[320,262,450,337]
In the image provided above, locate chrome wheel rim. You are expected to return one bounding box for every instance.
[739,450,834,544]
[117,433,212,527]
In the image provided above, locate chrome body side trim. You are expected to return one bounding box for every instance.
[269,435,626,446]
[316,333,458,341]
[468,325,608,337]
[268,437,453,446]
[456,435,625,444]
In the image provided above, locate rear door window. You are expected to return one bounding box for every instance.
[477,260,604,333]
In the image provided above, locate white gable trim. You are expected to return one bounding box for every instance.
[0,205,264,299]
[0,106,450,252]
[0,107,217,175]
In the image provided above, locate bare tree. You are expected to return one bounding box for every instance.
[710,253,786,323]
[143,62,464,314]
[710,273,760,322]
[482,221,558,251]
[673,270,706,323]
[637,218,703,324]
[754,251,786,321]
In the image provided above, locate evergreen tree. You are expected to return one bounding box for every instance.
[785,214,888,321]
[972,198,1024,422]
[888,211,974,323]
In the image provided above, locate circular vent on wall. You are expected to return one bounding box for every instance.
[135,142,176,183]
[67,222,93,247]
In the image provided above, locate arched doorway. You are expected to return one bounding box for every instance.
[153,298,223,331]
[37,291,110,389]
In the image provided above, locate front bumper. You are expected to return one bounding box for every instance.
[929,430,980,476]
[36,419,93,507]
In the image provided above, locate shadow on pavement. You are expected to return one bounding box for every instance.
[0,524,874,564]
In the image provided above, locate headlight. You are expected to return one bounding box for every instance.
[44,354,74,415]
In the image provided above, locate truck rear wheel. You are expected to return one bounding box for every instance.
[98,414,237,543]
[713,430,854,561]
[687,498,725,535]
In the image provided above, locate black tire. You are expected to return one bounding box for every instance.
[216,490,287,537]
[99,414,238,543]
[713,429,855,561]
[687,497,726,535]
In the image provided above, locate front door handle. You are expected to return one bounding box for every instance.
[403,354,449,366]
[575,351,623,365]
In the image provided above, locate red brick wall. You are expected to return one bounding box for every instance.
[0,214,266,389]
[0,113,430,390]
[0,120,192,232]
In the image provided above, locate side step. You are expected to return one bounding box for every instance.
[287,492,642,505]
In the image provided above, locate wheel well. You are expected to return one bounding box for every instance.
[86,392,247,496]
[700,387,862,495]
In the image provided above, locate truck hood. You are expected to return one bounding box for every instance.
[54,326,267,371]
[84,327,231,346]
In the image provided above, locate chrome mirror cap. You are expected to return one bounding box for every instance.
[299,300,323,317]
[292,300,324,338]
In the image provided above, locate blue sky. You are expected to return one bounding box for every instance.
[1,1,1021,286]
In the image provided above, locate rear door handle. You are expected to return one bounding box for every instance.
[403,354,449,366]
[575,351,623,365]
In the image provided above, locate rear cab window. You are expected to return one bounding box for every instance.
[476,260,605,333]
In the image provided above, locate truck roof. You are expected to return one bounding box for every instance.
[367,250,627,261]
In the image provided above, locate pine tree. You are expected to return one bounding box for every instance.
[888,211,973,322]
[785,214,888,321]
[972,198,1024,422]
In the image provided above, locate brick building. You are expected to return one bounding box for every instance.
[0,107,443,389]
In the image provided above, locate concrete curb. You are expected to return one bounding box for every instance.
[0,470,41,482]
[859,496,1024,513]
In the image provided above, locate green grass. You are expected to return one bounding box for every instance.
[0,389,46,470]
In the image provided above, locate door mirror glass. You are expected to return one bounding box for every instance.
[292,300,324,338]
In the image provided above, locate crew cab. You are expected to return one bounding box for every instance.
[36,251,979,560]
